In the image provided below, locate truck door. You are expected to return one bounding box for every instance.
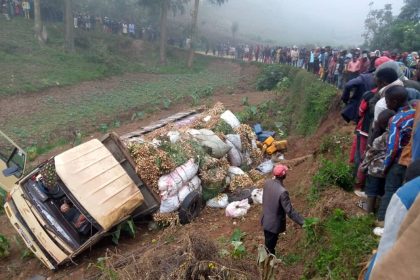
[0,130,26,194]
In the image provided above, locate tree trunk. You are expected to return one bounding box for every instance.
[187,0,199,68]
[64,0,74,52]
[34,0,43,42]
[159,0,169,65]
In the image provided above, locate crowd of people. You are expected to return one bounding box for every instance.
[1,0,32,20]
[211,44,420,86]
[337,51,420,279]
[72,13,158,41]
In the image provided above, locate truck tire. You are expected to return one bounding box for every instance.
[179,191,202,225]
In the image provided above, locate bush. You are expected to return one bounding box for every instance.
[313,158,354,191]
[0,234,10,258]
[256,64,286,91]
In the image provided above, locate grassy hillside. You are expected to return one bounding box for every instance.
[0,17,212,95]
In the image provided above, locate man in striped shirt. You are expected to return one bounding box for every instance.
[377,85,416,223]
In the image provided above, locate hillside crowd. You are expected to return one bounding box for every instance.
[335,51,420,279]
[213,44,419,85]
[72,13,158,42]
[1,0,32,20]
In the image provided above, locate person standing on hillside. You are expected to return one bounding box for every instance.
[376,86,416,226]
[22,0,29,19]
[261,165,304,255]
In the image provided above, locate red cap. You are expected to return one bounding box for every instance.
[375,56,392,68]
[273,164,288,177]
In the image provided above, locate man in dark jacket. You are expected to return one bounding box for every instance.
[341,73,375,123]
[261,165,304,255]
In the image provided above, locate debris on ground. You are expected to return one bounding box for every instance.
[124,103,291,219]
[86,232,257,280]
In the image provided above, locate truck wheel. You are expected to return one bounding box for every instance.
[179,191,202,225]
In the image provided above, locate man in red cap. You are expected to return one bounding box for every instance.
[261,164,304,255]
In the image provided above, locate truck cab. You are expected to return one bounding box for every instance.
[1,132,159,269]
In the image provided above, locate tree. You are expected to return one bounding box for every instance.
[231,21,239,44]
[140,0,187,65]
[159,0,169,64]
[363,0,420,51]
[362,3,393,49]
[34,0,44,42]
[187,0,227,68]
[64,0,74,52]
[398,0,420,22]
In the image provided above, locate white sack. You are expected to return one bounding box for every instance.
[242,151,253,166]
[206,194,229,208]
[188,129,231,159]
[167,131,181,143]
[251,189,263,204]
[159,176,202,213]
[225,199,251,218]
[228,166,245,177]
[256,160,274,174]
[221,110,241,129]
[226,134,242,152]
[226,140,242,167]
[158,159,199,195]
[160,176,201,200]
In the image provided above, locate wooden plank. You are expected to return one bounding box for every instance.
[120,109,201,140]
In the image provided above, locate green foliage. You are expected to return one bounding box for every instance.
[307,186,321,204]
[110,218,136,245]
[275,77,291,93]
[89,257,118,280]
[163,99,172,110]
[99,123,109,133]
[159,141,189,167]
[0,234,10,258]
[253,64,336,136]
[256,64,286,91]
[237,101,287,136]
[312,158,354,192]
[363,1,420,50]
[241,96,249,106]
[281,253,302,266]
[319,133,352,155]
[213,119,234,135]
[230,228,247,259]
[303,217,321,246]
[303,210,378,280]
[0,188,6,214]
[13,236,34,260]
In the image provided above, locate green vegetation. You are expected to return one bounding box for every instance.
[363,0,420,51]
[0,234,10,258]
[109,218,136,245]
[319,133,352,155]
[0,17,214,96]
[237,101,286,137]
[88,257,118,280]
[230,228,247,259]
[302,209,377,280]
[312,158,354,192]
[255,64,337,135]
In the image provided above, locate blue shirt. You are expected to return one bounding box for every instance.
[384,105,416,170]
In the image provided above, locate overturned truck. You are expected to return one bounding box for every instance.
[1,103,268,270]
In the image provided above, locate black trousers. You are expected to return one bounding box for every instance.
[264,230,279,255]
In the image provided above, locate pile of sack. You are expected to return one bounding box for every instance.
[127,103,267,218]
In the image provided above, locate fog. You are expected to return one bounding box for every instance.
[197,0,404,46]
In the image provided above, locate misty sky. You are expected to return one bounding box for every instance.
[199,0,405,46]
